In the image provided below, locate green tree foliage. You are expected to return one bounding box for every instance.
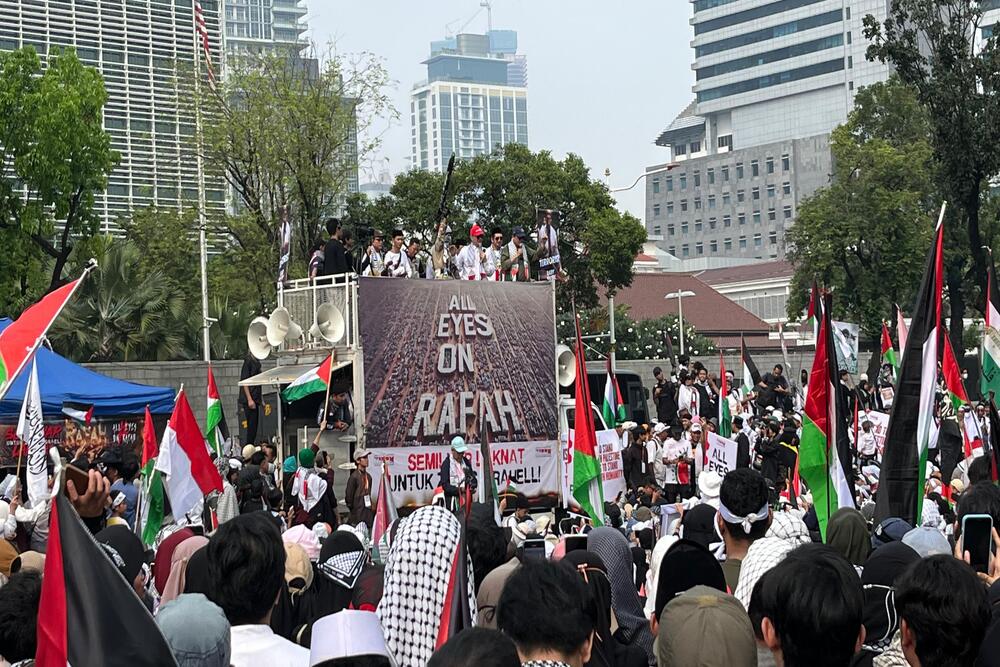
[202,50,393,308]
[347,144,646,308]
[120,207,201,296]
[864,0,1000,349]
[558,306,715,361]
[0,46,117,313]
[50,237,190,362]
[786,79,937,339]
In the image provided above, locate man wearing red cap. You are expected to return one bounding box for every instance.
[456,223,486,280]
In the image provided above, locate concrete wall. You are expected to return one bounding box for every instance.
[82,360,274,429]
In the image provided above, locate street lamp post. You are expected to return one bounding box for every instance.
[665,290,696,355]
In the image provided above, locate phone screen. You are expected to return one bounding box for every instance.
[962,514,994,573]
[564,535,588,554]
[522,539,547,563]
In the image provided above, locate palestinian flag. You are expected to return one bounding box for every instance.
[799,293,855,541]
[36,493,177,667]
[434,522,474,649]
[205,365,229,457]
[138,406,164,547]
[0,273,90,400]
[942,335,969,412]
[881,322,899,376]
[61,401,94,425]
[282,353,334,402]
[571,313,604,526]
[478,420,502,526]
[740,336,762,398]
[982,256,1000,400]
[601,356,626,428]
[874,213,944,526]
[896,303,909,352]
[718,352,732,438]
[372,461,399,564]
[155,389,223,521]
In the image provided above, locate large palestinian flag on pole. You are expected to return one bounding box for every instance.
[982,254,1000,400]
[740,336,762,398]
[881,321,899,376]
[571,313,604,526]
[601,356,625,428]
[205,365,229,456]
[718,352,732,438]
[36,492,177,667]
[281,353,334,402]
[875,208,945,525]
[798,292,855,541]
[0,269,91,401]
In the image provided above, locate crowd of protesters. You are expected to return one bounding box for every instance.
[1,351,1000,666]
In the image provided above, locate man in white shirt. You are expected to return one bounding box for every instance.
[383,229,411,278]
[206,513,310,667]
[657,424,691,503]
[456,223,487,280]
[484,227,504,281]
[858,418,879,465]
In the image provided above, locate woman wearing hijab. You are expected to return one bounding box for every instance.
[292,530,370,645]
[587,527,655,664]
[851,542,920,666]
[379,505,476,667]
[153,527,195,596]
[827,507,872,571]
[563,550,647,667]
[159,535,209,607]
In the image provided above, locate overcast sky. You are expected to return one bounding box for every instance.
[307,1,694,218]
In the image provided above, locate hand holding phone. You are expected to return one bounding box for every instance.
[961,514,994,574]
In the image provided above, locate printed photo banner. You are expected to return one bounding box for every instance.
[0,416,144,467]
[857,410,890,453]
[358,278,558,449]
[368,440,561,507]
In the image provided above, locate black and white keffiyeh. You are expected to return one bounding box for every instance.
[377,505,476,666]
[317,531,367,589]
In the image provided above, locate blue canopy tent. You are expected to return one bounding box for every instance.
[0,318,175,419]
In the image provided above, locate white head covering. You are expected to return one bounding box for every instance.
[310,610,395,667]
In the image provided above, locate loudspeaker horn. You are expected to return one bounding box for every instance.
[556,344,576,387]
[267,307,299,347]
[247,317,272,360]
[309,302,345,344]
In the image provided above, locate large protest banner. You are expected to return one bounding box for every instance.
[0,417,144,467]
[359,278,559,504]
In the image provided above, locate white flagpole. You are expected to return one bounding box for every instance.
[193,1,211,363]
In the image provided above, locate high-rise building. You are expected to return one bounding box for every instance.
[0,0,227,234]
[411,30,528,172]
[222,0,308,57]
[647,0,893,260]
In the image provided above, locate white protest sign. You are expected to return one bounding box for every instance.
[596,429,626,502]
[704,431,738,476]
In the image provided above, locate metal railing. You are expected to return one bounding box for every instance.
[277,274,359,351]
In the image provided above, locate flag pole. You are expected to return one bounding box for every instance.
[193,2,211,364]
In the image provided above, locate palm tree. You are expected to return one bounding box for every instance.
[51,237,191,362]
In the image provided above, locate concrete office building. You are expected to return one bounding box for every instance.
[647,0,893,259]
[411,30,528,171]
[223,0,308,57]
[0,0,227,234]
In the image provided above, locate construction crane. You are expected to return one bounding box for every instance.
[444,1,492,37]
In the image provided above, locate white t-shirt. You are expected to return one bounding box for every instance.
[659,437,689,485]
[230,625,310,667]
[858,430,878,457]
[484,244,503,281]
[456,244,485,280]
[383,249,411,277]
[678,384,700,415]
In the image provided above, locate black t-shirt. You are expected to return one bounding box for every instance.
[240,356,262,405]
[322,238,349,276]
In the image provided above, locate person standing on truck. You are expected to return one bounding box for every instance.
[439,436,477,513]
[320,217,349,277]
[652,366,678,424]
[622,431,652,493]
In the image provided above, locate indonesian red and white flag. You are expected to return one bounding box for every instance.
[155,389,222,520]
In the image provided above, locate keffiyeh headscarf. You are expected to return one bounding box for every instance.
[378,505,476,666]
[766,511,811,547]
[587,527,655,662]
[318,531,367,589]
[733,537,794,609]
[861,542,920,653]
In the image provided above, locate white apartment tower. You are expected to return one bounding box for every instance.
[0,0,226,233]
[411,30,528,172]
[223,0,308,56]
